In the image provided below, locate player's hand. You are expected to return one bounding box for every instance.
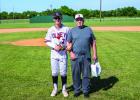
[92,54,97,62]
[70,51,76,60]
[66,42,72,51]
[54,45,62,51]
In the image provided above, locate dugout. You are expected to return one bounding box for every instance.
[30,15,74,23]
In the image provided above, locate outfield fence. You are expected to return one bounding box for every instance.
[0,17,140,24]
[86,17,140,22]
[0,19,29,24]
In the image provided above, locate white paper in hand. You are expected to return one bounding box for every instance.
[91,61,101,77]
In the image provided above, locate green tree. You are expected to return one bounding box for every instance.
[14,12,23,19]
[93,10,100,18]
[22,11,31,19]
[1,11,8,19]
[59,6,75,16]
[78,9,91,18]
[116,7,137,17]
[137,10,140,17]
[126,7,137,16]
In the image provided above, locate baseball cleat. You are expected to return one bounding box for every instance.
[62,90,68,97]
[50,89,57,97]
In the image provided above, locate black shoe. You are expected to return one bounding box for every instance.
[74,92,80,97]
[84,93,89,98]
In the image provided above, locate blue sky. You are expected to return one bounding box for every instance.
[1,0,140,12]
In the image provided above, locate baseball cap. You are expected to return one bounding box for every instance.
[53,12,62,19]
[75,14,84,19]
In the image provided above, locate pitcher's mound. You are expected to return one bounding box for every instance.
[11,38,46,46]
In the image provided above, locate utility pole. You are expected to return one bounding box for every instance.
[0,0,1,24]
[50,4,52,11]
[13,6,15,23]
[100,0,102,22]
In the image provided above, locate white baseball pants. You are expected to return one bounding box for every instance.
[51,58,67,76]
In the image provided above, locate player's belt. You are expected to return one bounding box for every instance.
[52,48,66,51]
[78,51,86,55]
[79,52,85,55]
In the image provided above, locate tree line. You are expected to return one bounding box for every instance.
[0,6,140,20]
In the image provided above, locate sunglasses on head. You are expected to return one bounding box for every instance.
[75,18,83,21]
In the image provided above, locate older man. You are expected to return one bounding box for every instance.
[67,14,97,98]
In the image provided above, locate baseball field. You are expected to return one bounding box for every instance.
[0,19,140,100]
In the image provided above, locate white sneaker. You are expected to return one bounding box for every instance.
[62,90,68,97]
[50,89,57,97]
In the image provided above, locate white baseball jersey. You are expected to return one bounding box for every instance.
[45,25,70,59]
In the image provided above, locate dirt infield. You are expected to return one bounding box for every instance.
[1,26,140,46]
[0,26,140,34]
[0,28,48,33]
[92,26,140,31]
[11,38,46,46]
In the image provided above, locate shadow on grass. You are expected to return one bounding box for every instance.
[57,84,74,95]
[57,76,119,95]
[90,76,119,93]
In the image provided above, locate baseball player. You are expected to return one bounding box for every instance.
[45,12,70,97]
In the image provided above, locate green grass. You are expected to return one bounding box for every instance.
[0,19,29,24]
[0,17,140,28]
[0,31,46,42]
[0,31,140,100]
